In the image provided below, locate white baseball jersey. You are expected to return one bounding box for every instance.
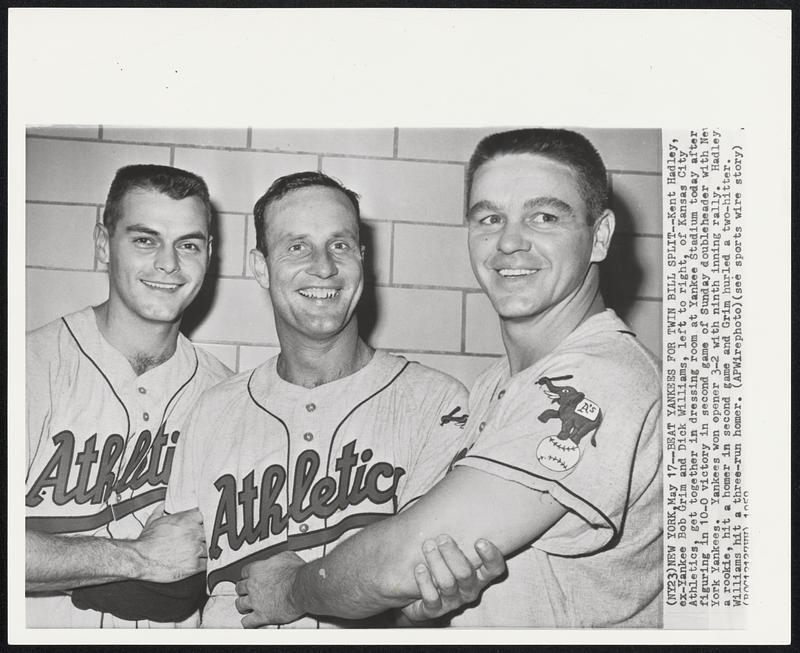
[166,350,469,628]
[26,306,232,628]
[452,309,663,627]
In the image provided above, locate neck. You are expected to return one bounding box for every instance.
[93,301,181,376]
[275,321,374,389]
[501,268,606,375]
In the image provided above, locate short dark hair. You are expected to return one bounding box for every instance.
[102,164,213,233]
[253,171,361,255]
[467,129,608,224]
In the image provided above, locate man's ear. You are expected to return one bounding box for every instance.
[359,244,366,260]
[250,248,270,290]
[590,209,615,263]
[94,223,110,266]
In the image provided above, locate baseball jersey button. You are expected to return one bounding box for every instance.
[299,524,309,533]
[305,403,316,412]
[497,390,506,399]
[303,432,314,442]
[479,421,486,432]
[138,387,147,394]
[143,412,150,421]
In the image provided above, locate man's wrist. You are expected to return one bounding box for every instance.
[116,539,147,581]
[287,561,308,617]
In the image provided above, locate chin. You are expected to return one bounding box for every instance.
[488,295,542,321]
[137,304,184,324]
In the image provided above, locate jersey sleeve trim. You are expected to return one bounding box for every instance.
[206,511,390,593]
[26,486,166,534]
[456,453,619,556]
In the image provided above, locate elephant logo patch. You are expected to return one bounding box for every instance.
[534,375,602,472]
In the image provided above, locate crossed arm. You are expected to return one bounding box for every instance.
[26,503,206,593]
[236,466,567,625]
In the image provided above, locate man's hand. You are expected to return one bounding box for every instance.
[131,502,207,583]
[399,535,506,624]
[235,551,306,628]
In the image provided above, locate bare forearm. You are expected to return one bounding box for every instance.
[287,470,566,621]
[291,525,420,620]
[26,530,142,592]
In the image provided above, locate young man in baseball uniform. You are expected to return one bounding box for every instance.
[26,164,232,628]
[234,129,663,628]
[165,171,505,628]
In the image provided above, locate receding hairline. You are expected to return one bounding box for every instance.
[261,184,361,243]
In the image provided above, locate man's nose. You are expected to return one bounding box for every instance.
[155,246,180,274]
[497,222,531,255]
[308,249,337,278]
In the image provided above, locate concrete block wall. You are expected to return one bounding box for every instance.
[25,127,662,389]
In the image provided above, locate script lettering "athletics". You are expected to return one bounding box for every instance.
[209,440,405,559]
[26,427,179,507]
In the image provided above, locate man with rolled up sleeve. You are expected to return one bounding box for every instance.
[234,129,663,628]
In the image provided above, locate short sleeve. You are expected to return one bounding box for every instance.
[455,356,659,556]
[397,372,470,511]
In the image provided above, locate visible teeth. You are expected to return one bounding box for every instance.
[298,288,340,299]
[142,280,180,289]
[498,269,536,277]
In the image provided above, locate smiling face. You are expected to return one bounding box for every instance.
[95,189,211,326]
[467,153,612,322]
[251,186,364,343]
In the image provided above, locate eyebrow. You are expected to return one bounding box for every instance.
[467,196,576,219]
[522,196,576,217]
[125,224,208,241]
[281,230,358,241]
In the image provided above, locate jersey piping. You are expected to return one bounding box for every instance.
[26,318,200,535]
[462,453,619,557]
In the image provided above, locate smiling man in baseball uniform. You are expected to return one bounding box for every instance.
[26,164,232,628]
[164,171,504,628]
[233,129,663,628]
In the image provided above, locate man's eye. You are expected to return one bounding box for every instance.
[479,214,502,226]
[288,243,306,253]
[179,242,200,252]
[331,241,350,251]
[531,212,559,224]
[133,237,154,246]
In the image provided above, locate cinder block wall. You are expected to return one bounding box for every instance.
[25,127,662,388]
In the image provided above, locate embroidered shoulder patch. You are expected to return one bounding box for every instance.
[534,375,603,472]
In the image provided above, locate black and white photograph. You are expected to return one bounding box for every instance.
[9,8,790,646]
[24,125,663,631]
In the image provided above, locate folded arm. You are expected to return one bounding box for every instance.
[26,503,206,593]
[238,467,566,624]
[26,529,143,592]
